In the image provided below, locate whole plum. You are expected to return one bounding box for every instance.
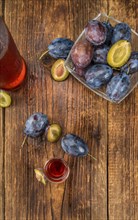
[85,64,113,89]
[106,72,130,102]
[71,39,94,68]
[111,23,131,44]
[75,66,86,77]
[48,38,74,59]
[85,20,107,45]
[24,113,49,138]
[121,51,138,75]
[102,21,113,45]
[61,134,89,157]
[93,45,110,64]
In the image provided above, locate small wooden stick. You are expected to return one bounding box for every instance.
[21,135,27,148]
[88,153,97,161]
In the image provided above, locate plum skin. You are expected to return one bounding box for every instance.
[24,113,49,138]
[85,64,113,89]
[106,72,130,102]
[61,134,89,157]
[85,20,107,45]
[71,39,94,68]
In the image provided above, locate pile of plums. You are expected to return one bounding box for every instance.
[70,20,138,102]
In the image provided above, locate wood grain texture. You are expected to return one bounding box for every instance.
[2,0,108,220]
[0,107,4,220]
[0,2,5,220]
[1,0,138,220]
[108,1,138,220]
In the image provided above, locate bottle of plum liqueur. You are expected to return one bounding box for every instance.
[34,158,70,184]
[0,17,26,90]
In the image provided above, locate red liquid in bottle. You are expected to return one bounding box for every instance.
[44,158,70,183]
[0,18,26,90]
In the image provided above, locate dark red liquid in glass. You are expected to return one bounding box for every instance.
[0,18,26,90]
[44,158,69,183]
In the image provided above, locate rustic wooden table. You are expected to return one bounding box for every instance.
[0,0,138,219]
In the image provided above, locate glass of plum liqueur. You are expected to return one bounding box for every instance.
[44,158,70,183]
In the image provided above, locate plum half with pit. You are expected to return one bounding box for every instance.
[51,59,69,81]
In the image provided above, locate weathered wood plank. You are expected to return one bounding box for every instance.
[0,107,4,220]
[108,1,138,219]
[59,2,108,219]
[0,1,5,220]
[3,0,108,220]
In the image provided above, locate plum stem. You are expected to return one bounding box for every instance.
[21,135,27,148]
[28,50,49,62]
[39,50,49,60]
[88,153,97,161]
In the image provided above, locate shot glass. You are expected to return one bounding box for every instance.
[0,17,26,90]
[44,158,70,183]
